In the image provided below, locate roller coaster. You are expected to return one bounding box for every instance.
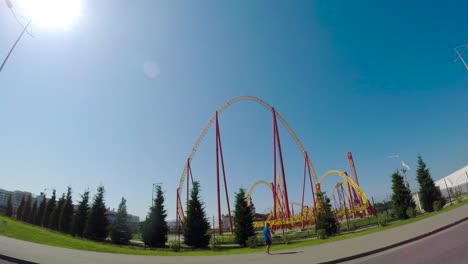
[175,96,375,234]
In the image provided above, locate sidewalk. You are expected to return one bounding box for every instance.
[1,204,467,264]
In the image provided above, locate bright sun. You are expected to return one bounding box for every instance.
[17,0,82,30]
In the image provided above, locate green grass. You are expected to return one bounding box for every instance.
[1,199,467,256]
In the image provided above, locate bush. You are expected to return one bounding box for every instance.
[406,207,416,218]
[433,200,442,211]
[209,237,221,251]
[282,234,291,245]
[246,236,258,248]
[316,229,327,239]
[168,240,181,252]
[379,219,387,227]
[454,192,463,204]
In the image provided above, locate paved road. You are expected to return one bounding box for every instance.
[346,220,468,264]
[0,204,467,264]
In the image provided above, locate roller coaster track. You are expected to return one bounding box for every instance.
[177,96,319,221]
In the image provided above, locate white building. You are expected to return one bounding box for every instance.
[435,165,468,197]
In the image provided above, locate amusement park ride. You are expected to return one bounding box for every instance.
[175,96,375,235]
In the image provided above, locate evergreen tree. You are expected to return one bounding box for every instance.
[233,188,255,246]
[84,186,109,241]
[391,171,416,219]
[36,194,47,226]
[29,199,38,224]
[59,187,74,234]
[183,181,210,248]
[16,196,25,220]
[42,189,56,227]
[315,191,338,236]
[22,195,32,222]
[142,185,168,247]
[416,156,445,212]
[5,193,13,217]
[71,190,90,237]
[110,197,132,244]
[50,193,65,230]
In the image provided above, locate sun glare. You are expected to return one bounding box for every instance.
[17,0,82,30]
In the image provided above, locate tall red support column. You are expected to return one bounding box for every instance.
[304,152,316,210]
[272,109,277,220]
[301,155,307,228]
[216,113,233,233]
[216,111,222,234]
[186,159,193,208]
[176,189,179,235]
[347,152,366,217]
[272,108,291,218]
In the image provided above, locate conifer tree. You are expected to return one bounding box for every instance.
[233,188,255,246]
[142,185,168,247]
[50,193,65,230]
[59,187,74,234]
[315,191,338,236]
[110,197,132,244]
[29,199,38,224]
[183,181,210,248]
[22,195,32,222]
[5,193,13,217]
[84,186,109,241]
[42,189,56,227]
[416,156,445,212]
[36,194,47,226]
[16,196,25,221]
[391,171,416,219]
[71,190,90,237]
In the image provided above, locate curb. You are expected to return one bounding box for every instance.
[319,216,468,264]
[0,254,38,264]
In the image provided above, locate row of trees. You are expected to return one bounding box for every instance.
[141,182,256,248]
[5,186,133,244]
[391,156,445,219]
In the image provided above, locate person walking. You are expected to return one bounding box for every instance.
[263,223,272,254]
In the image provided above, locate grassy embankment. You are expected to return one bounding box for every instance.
[1,199,467,256]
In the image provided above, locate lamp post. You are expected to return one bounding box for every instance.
[1,0,32,72]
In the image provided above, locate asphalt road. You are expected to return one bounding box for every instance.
[346,220,468,264]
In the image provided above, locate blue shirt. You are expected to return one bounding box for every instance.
[263,226,270,241]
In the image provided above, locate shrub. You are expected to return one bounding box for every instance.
[433,200,442,211]
[282,234,291,245]
[168,240,181,252]
[379,219,387,227]
[209,237,221,251]
[246,236,258,248]
[316,229,327,239]
[406,207,416,218]
[454,192,463,204]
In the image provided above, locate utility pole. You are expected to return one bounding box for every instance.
[401,167,410,191]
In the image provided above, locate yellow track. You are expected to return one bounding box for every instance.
[177,96,319,221]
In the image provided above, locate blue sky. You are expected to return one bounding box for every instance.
[1,0,467,220]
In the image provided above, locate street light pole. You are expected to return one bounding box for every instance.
[400,167,410,191]
[0,19,31,72]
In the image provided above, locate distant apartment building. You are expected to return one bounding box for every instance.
[0,189,37,215]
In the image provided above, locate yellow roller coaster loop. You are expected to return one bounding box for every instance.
[177,96,320,222]
[317,170,372,219]
[245,178,317,229]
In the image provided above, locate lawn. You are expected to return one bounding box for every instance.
[1,199,467,256]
